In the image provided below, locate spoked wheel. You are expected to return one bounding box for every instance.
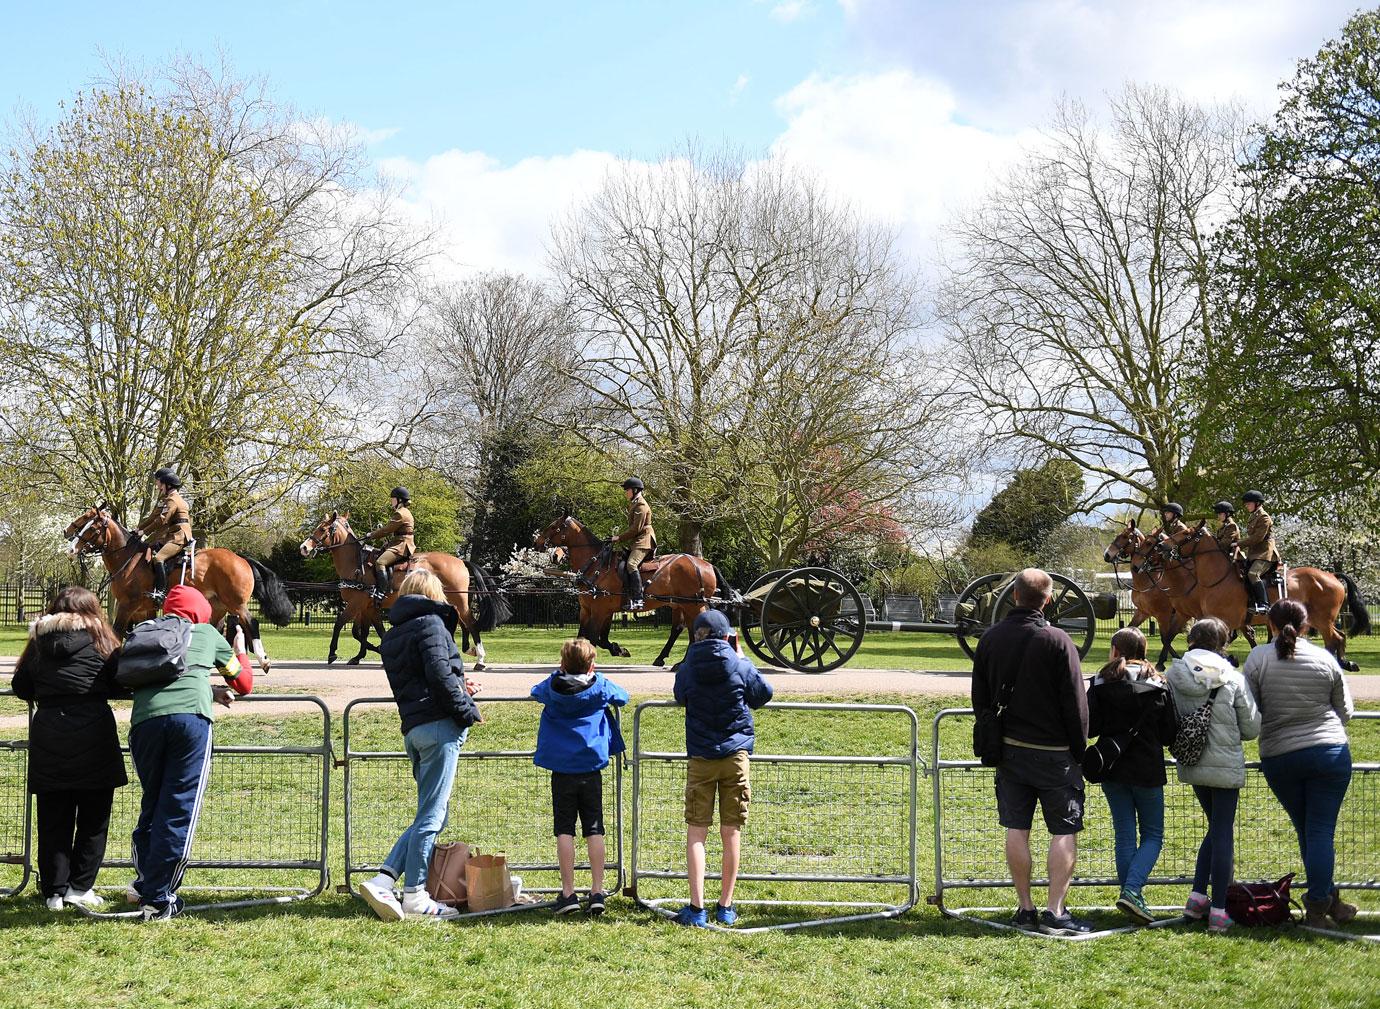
[740,569,790,667]
[993,572,1097,658]
[954,572,1007,660]
[760,567,865,673]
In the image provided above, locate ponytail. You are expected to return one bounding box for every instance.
[1100,627,1147,682]
[1270,598,1308,660]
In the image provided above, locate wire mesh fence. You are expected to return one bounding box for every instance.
[629,700,921,932]
[0,691,31,896]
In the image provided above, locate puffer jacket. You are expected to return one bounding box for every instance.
[10,613,128,793]
[1243,638,1353,759]
[672,638,773,759]
[531,671,629,774]
[378,595,481,736]
[1165,652,1260,789]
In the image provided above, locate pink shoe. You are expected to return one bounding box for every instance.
[1184,892,1210,920]
[1207,908,1233,934]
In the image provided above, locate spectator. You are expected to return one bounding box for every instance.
[11,587,128,911]
[531,638,629,916]
[1086,627,1177,925]
[970,568,1090,936]
[128,585,253,921]
[1244,599,1356,928]
[359,569,481,922]
[671,609,773,928]
[1165,617,1260,934]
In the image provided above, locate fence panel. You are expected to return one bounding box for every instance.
[342,696,624,916]
[0,691,30,896]
[930,708,1380,940]
[629,700,921,933]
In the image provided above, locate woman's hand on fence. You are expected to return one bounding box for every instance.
[465,677,481,697]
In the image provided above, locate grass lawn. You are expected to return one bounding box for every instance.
[0,692,1377,1009]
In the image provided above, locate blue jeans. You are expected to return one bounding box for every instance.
[1100,782,1164,895]
[382,718,468,888]
[1191,786,1239,909]
[1261,744,1352,902]
[129,713,214,908]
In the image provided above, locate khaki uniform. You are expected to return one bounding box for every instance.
[1241,507,1280,582]
[1215,517,1241,560]
[137,490,192,563]
[615,494,656,569]
[1152,517,1189,541]
[369,506,416,568]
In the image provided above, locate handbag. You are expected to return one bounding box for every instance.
[973,619,1042,767]
[1083,691,1157,783]
[427,841,473,907]
[1169,686,1222,765]
[1225,873,1297,926]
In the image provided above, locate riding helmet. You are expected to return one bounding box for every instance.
[1162,502,1184,517]
[1242,490,1266,505]
[152,467,183,489]
[390,486,411,504]
[1213,500,1235,516]
[622,477,645,492]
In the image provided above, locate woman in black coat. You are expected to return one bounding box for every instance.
[11,586,127,910]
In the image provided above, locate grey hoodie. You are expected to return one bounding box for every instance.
[1165,652,1261,789]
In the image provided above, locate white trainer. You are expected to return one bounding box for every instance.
[63,889,106,909]
[401,891,460,920]
[359,879,404,922]
[45,895,65,911]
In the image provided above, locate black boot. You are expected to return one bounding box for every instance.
[1249,579,1268,613]
[372,563,390,600]
[149,560,167,601]
[625,566,644,611]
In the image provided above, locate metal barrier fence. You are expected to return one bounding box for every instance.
[0,691,31,896]
[341,696,624,917]
[628,700,921,933]
[0,693,332,914]
[930,708,1380,941]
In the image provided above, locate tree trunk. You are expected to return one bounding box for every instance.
[678,516,704,557]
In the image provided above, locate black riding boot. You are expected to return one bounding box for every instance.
[372,563,390,599]
[1249,579,1269,612]
[150,560,167,600]
[625,566,644,611]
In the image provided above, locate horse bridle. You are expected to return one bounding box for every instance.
[303,515,358,556]
[67,511,111,557]
[1156,525,1235,591]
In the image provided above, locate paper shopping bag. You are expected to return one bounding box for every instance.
[465,853,515,911]
[427,841,473,907]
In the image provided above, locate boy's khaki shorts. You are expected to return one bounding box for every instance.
[684,751,751,828]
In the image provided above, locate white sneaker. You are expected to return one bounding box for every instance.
[44,895,65,911]
[63,889,106,909]
[359,879,404,922]
[401,891,460,920]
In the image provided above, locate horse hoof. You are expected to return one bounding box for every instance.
[327,656,337,665]
[472,661,486,672]
[620,648,631,658]
[347,657,362,666]
[1343,660,1360,672]
[653,659,666,668]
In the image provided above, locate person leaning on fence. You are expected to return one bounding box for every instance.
[128,585,253,922]
[531,637,629,916]
[1085,627,1177,925]
[359,568,482,922]
[1243,598,1357,929]
[11,586,129,912]
[1164,618,1260,934]
[970,567,1091,936]
[670,609,773,928]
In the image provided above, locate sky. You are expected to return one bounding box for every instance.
[0,0,1362,276]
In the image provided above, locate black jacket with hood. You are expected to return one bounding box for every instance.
[378,595,482,735]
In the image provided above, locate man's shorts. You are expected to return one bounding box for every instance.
[994,745,1084,835]
[684,751,751,828]
[551,770,604,837]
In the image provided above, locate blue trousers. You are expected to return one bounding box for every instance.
[1100,782,1164,895]
[382,718,468,888]
[1261,744,1352,902]
[1191,786,1239,909]
[130,713,213,908]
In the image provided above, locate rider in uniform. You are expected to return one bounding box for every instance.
[1213,500,1241,560]
[365,487,416,600]
[1150,502,1188,541]
[613,477,655,610]
[136,467,192,601]
[1240,489,1280,614]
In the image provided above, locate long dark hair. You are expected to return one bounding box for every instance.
[1269,598,1308,660]
[14,586,121,676]
[1098,627,1148,682]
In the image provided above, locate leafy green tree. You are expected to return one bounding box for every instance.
[970,459,1083,553]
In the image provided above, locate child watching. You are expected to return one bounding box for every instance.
[531,638,629,915]
[671,609,773,928]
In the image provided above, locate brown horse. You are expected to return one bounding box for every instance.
[63,504,293,671]
[1102,521,1186,667]
[533,514,728,666]
[1155,521,1370,670]
[298,512,504,668]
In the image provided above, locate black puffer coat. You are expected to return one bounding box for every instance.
[11,613,128,793]
[1086,667,1178,787]
[378,595,481,736]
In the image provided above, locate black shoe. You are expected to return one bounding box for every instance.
[1039,909,1093,936]
[140,895,185,922]
[586,891,607,916]
[553,892,581,915]
[1010,907,1040,931]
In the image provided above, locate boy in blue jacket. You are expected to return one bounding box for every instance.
[671,609,773,927]
[532,638,629,915]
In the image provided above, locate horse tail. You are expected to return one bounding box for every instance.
[709,562,742,623]
[1338,571,1372,637]
[242,556,294,627]
[466,561,512,632]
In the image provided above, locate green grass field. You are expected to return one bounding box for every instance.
[0,692,1377,1009]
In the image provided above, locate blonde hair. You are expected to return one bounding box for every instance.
[397,569,446,604]
[560,638,596,674]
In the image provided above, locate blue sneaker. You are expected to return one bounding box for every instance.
[673,904,708,928]
[714,902,738,926]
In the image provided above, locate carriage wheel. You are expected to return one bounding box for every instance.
[740,569,790,668]
[993,572,1098,658]
[954,572,1008,660]
[760,567,865,673]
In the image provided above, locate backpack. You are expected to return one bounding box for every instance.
[1169,686,1221,765]
[115,615,194,689]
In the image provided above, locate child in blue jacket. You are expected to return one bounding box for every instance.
[532,638,629,915]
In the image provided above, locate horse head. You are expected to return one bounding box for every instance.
[1103,522,1143,564]
[300,510,352,558]
[533,514,577,550]
[64,505,111,558]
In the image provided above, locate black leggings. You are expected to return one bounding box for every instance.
[35,788,115,898]
[1191,785,1239,909]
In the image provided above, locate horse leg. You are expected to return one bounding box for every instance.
[470,628,486,671]
[328,610,348,664]
[235,608,270,673]
[348,621,371,665]
[653,612,683,668]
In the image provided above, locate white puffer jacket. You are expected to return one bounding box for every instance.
[1243,638,1353,759]
[1166,651,1261,789]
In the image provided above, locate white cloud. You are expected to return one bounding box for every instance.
[729,73,751,102]
[769,0,811,23]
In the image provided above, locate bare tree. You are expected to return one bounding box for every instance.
[941,85,1242,511]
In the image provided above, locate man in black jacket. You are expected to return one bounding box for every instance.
[971,568,1090,936]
